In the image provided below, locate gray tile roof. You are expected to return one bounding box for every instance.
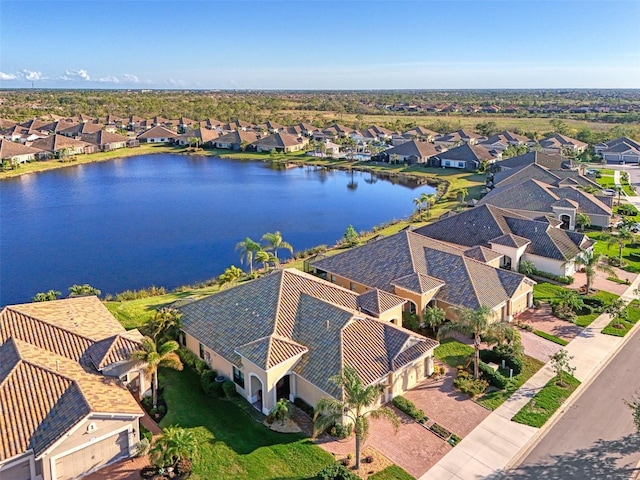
[178,269,435,398]
[464,245,503,263]
[356,289,406,316]
[480,179,612,216]
[312,230,530,311]
[384,140,439,159]
[495,151,572,171]
[414,204,585,261]
[490,233,530,248]
[391,273,445,295]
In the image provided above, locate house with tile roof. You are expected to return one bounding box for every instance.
[478,131,533,153]
[136,125,178,143]
[594,137,640,164]
[383,140,439,164]
[28,135,98,158]
[429,143,495,170]
[433,129,484,148]
[178,268,437,415]
[251,132,308,153]
[492,151,576,172]
[0,139,44,163]
[490,162,599,190]
[312,230,534,324]
[0,296,146,480]
[414,204,593,276]
[539,133,587,154]
[403,126,439,142]
[80,131,135,151]
[478,178,613,229]
[213,130,259,150]
[175,127,220,146]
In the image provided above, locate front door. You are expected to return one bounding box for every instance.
[276,375,291,401]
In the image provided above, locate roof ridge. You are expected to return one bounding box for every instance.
[544,224,573,260]
[5,306,98,344]
[461,256,483,309]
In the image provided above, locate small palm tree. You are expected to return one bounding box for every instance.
[151,425,197,468]
[235,237,262,274]
[438,305,513,380]
[422,193,437,218]
[255,249,278,272]
[421,305,446,334]
[130,337,183,408]
[457,188,468,203]
[413,197,423,215]
[68,284,101,297]
[575,213,591,231]
[32,290,61,302]
[218,265,243,289]
[314,366,400,470]
[575,250,615,294]
[261,231,293,261]
[607,227,634,265]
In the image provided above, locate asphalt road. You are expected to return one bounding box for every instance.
[505,323,640,480]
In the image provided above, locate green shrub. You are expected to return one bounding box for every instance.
[222,380,237,399]
[551,302,576,321]
[194,358,210,375]
[392,396,428,423]
[617,204,638,216]
[532,269,573,285]
[140,424,153,443]
[479,362,509,389]
[479,346,523,375]
[453,368,488,397]
[328,423,352,439]
[430,423,451,439]
[448,434,462,447]
[177,347,199,370]
[316,463,360,480]
[200,369,219,396]
[293,397,314,417]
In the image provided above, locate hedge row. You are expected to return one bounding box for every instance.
[392,396,428,423]
[479,362,509,389]
[479,346,523,376]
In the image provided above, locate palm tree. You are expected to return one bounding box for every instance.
[457,188,468,203]
[151,425,197,468]
[32,290,61,302]
[423,193,437,218]
[68,283,101,297]
[218,265,243,289]
[314,366,400,470]
[575,249,615,293]
[261,231,293,261]
[607,227,634,265]
[575,213,591,231]
[255,249,278,272]
[130,337,183,408]
[235,237,262,274]
[413,196,423,215]
[148,307,183,344]
[438,305,513,380]
[421,305,446,334]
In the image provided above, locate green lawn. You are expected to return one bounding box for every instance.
[512,374,580,428]
[596,168,616,175]
[370,465,416,480]
[587,231,640,274]
[159,368,333,480]
[602,300,640,337]
[533,282,620,327]
[475,356,545,411]
[434,338,474,367]
[532,330,569,346]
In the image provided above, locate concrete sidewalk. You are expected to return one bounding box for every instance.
[421,275,640,480]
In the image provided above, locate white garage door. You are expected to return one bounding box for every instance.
[0,459,31,480]
[54,431,128,480]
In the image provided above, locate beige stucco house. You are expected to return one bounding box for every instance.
[178,269,438,416]
[0,297,146,480]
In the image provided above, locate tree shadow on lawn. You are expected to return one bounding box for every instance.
[159,368,309,455]
[484,433,640,480]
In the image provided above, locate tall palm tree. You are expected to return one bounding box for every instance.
[235,237,262,274]
[148,307,183,344]
[314,366,400,470]
[422,193,437,218]
[255,249,278,272]
[438,305,513,380]
[575,250,615,294]
[457,187,468,203]
[130,337,183,408]
[607,227,634,264]
[413,196,423,215]
[261,231,293,261]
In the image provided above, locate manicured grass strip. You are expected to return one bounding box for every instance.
[587,231,640,274]
[533,330,569,346]
[476,355,545,411]
[596,168,616,175]
[369,465,416,480]
[602,300,640,337]
[607,276,631,285]
[512,374,580,428]
[575,290,619,327]
[434,338,474,368]
[159,368,334,480]
[533,283,568,303]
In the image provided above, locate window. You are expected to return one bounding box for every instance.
[233,366,245,389]
[349,282,357,292]
[178,332,186,347]
[199,343,205,359]
[330,275,336,284]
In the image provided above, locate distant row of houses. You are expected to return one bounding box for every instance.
[1,113,638,167]
[384,102,640,114]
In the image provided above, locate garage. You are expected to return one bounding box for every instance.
[0,458,31,480]
[54,431,128,480]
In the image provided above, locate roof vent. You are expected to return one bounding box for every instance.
[326,320,330,330]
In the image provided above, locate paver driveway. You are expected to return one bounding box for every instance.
[517,304,583,341]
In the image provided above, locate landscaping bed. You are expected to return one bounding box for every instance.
[511,374,580,428]
[602,300,640,337]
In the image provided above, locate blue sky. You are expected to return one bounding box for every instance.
[1,1,638,89]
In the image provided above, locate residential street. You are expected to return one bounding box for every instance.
[505,322,640,480]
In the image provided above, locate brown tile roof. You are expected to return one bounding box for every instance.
[179,269,436,399]
[59,122,103,136]
[87,331,144,370]
[252,132,302,149]
[391,273,445,295]
[29,134,92,152]
[136,125,178,140]
[385,140,439,159]
[0,139,43,159]
[490,233,531,248]
[80,130,129,146]
[0,337,142,461]
[356,289,406,316]
[464,245,503,263]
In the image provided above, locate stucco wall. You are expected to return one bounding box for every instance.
[524,253,573,276]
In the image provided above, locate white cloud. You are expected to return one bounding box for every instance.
[0,72,17,80]
[122,73,139,84]
[60,69,91,81]
[22,69,44,81]
[98,75,120,83]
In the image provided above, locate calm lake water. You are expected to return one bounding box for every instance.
[0,154,435,306]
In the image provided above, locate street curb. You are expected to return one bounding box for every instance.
[505,286,640,473]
